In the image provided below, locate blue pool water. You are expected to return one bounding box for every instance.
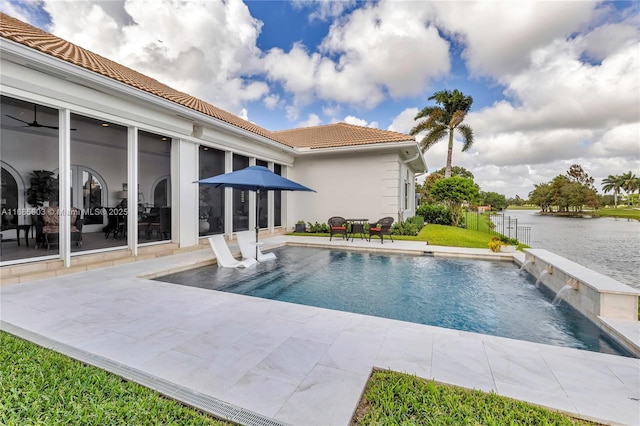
[157,246,631,356]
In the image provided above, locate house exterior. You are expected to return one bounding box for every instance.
[0,13,426,268]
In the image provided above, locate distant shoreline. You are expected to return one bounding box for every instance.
[507,207,640,221]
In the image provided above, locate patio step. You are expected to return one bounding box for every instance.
[1,243,202,285]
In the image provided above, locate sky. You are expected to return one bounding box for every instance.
[2,0,639,198]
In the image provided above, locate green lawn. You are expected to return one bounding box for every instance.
[0,331,233,426]
[419,223,495,248]
[591,207,640,220]
[353,370,599,425]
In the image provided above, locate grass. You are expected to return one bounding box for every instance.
[352,369,600,426]
[506,205,540,210]
[419,224,495,248]
[0,331,233,426]
[591,207,640,220]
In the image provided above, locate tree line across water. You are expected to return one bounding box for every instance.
[528,166,639,213]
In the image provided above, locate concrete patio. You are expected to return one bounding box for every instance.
[2,236,639,425]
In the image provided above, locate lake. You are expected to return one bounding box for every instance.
[503,210,639,290]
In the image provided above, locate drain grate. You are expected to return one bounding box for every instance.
[1,321,290,426]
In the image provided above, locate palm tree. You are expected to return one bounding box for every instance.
[621,171,639,206]
[601,174,625,208]
[410,89,474,178]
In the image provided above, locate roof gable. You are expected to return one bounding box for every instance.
[273,122,415,149]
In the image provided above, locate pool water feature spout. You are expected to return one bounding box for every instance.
[518,260,532,274]
[534,265,553,288]
[552,284,575,306]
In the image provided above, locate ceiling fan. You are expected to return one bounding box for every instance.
[5,104,77,130]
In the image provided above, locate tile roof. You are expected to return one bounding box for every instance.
[0,13,416,151]
[273,122,415,149]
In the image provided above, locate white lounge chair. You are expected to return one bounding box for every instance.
[236,230,277,262]
[208,235,257,268]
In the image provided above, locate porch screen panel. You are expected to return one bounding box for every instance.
[1,96,60,261]
[70,113,127,252]
[198,147,225,235]
[232,154,249,232]
[138,131,171,243]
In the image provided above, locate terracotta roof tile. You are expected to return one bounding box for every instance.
[273,122,415,149]
[0,13,416,151]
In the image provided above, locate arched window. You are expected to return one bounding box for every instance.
[62,165,108,228]
[152,176,170,207]
[1,164,22,228]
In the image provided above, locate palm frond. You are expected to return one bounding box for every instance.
[457,124,474,151]
[410,111,446,135]
[413,106,442,121]
[418,125,448,151]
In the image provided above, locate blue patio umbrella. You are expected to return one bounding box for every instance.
[195,166,315,258]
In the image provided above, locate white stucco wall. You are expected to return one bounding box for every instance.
[288,151,414,227]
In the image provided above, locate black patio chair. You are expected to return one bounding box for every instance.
[368,217,394,244]
[328,216,348,241]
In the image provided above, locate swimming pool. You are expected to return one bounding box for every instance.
[157,246,630,356]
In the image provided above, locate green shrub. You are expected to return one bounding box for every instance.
[408,215,424,228]
[307,221,329,233]
[498,235,519,245]
[391,219,419,236]
[416,204,452,225]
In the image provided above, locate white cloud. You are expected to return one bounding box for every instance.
[322,104,341,119]
[297,113,322,128]
[343,115,378,128]
[263,94,281,110]
[42,0,268,113]
[263,43,320,104]
[388,107,419,133]
[431,1,597,78]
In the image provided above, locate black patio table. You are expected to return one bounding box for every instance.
[346,218,368,241]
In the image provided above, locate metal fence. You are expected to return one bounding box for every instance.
[465,211,531,246]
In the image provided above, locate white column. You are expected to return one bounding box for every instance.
[176,139,198,247]
[128,127,139,255]
[59,108,71,267]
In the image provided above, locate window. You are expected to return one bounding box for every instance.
[1,166,19,228]
[70,167,106,225]
[198,147,225,235]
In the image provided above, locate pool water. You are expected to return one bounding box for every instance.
[157,246,631,356]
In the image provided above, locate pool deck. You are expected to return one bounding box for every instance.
[1,236,639,425]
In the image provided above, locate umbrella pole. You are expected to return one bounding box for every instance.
[255,188,260,259]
